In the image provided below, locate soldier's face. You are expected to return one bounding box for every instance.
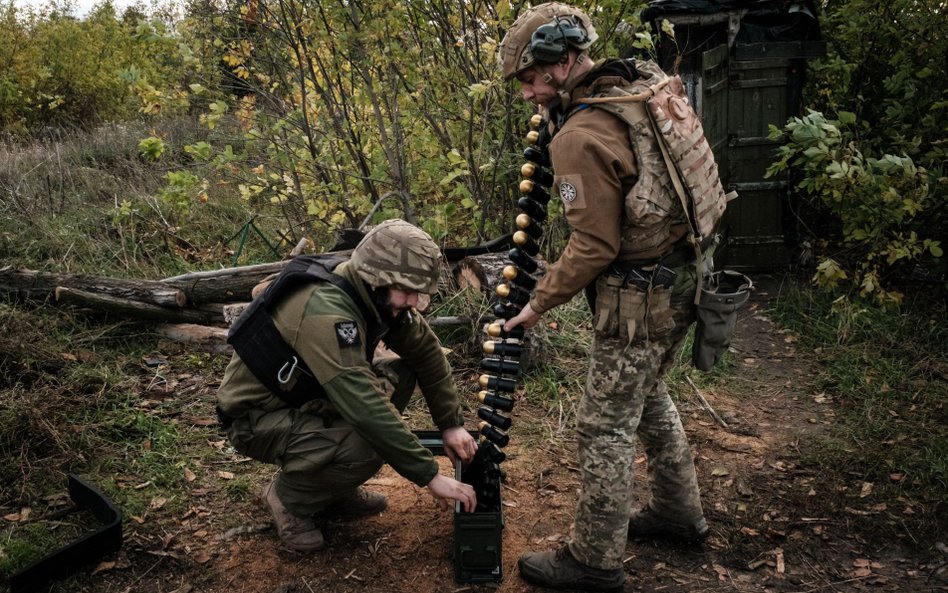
[386,287,419,317]
[516,63,567,108]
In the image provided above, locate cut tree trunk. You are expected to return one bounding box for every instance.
[161,249,353,304]
[1,266,188,307]
[155,323,231,354]
[451,253,547,297]
[54,287,223,325]
[161,261,289,305]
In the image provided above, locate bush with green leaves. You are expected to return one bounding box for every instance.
[767,110,943,307]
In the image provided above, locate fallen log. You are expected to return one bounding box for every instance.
[1,266,188,307]
[161,261,289,305]
[55,287,222,325]
[155,323,231,354]
[161,249,355,304]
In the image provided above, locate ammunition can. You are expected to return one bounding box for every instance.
[454,460,503,583]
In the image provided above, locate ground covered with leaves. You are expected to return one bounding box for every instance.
[1,275,945,593]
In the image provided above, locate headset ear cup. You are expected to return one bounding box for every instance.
[529,17,591,65]
[530,23,566,64]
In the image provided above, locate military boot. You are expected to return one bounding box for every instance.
[330,487,388,518]
[518,546,625,592]
[627,506,709,543]
[261,480,324,552]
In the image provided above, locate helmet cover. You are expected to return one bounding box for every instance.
[349,219,441,294]
[498,2,598,80]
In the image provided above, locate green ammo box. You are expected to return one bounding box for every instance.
[454,460,503,583]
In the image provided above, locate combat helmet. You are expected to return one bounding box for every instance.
[498,2,598,81]
[349,219,441,294]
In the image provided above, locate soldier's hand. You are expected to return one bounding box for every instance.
[504,302,541,332]
[426,474,476,513]
[442,426,477,465]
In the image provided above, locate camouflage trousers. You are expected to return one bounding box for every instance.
[569,275,704,570]
[224,356,415,518]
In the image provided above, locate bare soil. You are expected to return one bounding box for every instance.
[10,276,947,593]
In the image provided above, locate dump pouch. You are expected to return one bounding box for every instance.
[692,270,752,371]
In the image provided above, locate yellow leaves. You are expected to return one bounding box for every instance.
[813,258,848,290]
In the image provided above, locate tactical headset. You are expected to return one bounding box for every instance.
[529,16,591,64]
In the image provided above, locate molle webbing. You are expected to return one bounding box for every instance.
[226,255,375,407]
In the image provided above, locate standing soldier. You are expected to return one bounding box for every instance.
[498,3,721,590]
[216,219,477,552]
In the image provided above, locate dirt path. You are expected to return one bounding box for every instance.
[74,276,945,593]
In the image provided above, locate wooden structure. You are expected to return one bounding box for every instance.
[643,0,826,270]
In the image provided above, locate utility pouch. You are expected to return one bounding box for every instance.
[618,284,647,343]
[646,284,676,338]
[692,270,752,371]
[593,275,622,337]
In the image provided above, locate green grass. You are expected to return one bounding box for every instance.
[0,301,232,576]
[771,282,948,502]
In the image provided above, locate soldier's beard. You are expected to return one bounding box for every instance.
[372,287,411,321]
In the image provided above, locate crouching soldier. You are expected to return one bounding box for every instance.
[216,219,477,552]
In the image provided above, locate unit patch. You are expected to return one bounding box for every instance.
[559,181,577,202]
[335,321,361,348]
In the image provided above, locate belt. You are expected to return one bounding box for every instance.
[606,263,677,289]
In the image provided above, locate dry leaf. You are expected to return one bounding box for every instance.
[740,527,760,537]
[775,548,785,574]
[194,550,212,564]
[711,466,730,477]
[92,560,116,575]
[712,563,728,580]
[218,470,235,480]
[859,482,873,498]
[184,468,196,482]
[150,497,168,510]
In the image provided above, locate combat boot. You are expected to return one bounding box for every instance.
[329,487,388,517]
[261,480,324,552]
[518,546,625,592]
[627,506,709,543]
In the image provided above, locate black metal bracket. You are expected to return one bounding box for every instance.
[10,474,123,593]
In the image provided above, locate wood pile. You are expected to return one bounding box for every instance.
[0,250,542,354]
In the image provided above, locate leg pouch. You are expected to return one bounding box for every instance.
[692,270,752,371]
